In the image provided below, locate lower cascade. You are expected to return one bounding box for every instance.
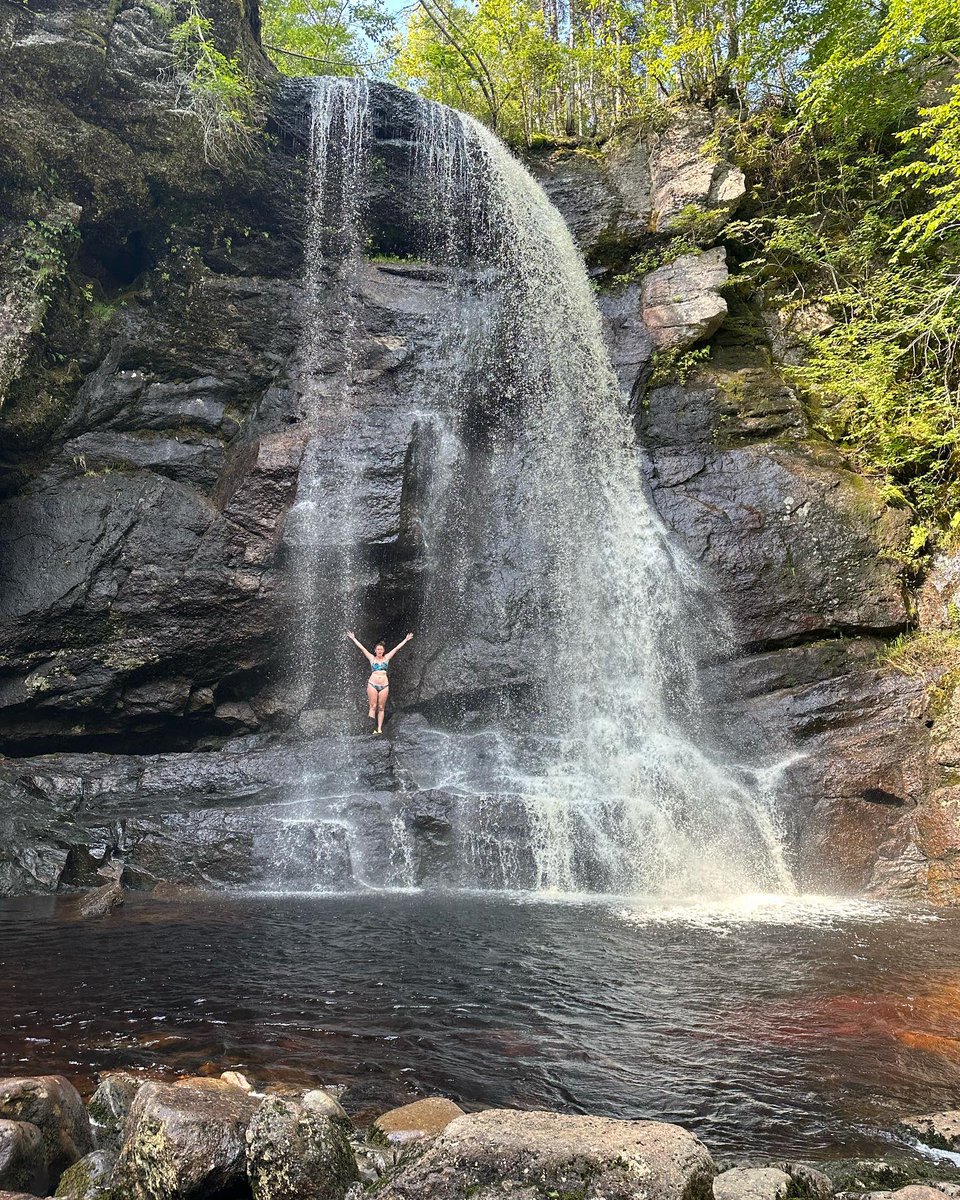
[278,78,795,899]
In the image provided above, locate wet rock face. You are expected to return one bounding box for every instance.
[378,1109,716,1200]
[0,0,304,754]
[53,1149,115,1200]
[87,1074,143,1153]
[538,131,937,896]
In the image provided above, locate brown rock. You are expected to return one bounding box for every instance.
[714,1167,791,1200]
[220,1071,254,1093]
[641,249,729,351]
[374,1097,466,1143]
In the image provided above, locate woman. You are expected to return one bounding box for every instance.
[345,630,414,735]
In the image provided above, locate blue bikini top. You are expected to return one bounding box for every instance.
[371,659,389,672]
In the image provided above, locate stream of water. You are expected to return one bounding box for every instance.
[280,79,795,899]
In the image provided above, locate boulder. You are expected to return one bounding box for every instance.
[110,1080,259,1200]
[0,1120,47,1196]
[354,1141,402,1187]
[899,1111,960,1152]
[302,1090,348,1123]
[374,1098,466,1143]
[640,249,729,351]
[245,1094,359,1200]
[714,1167,792,1200]
[0,1077,92,1182]
[53,1150,114,1199]
[378,1109,715,1200]
[87,1073,141,1151]
[220,1072,254,1093]
[783,1163,833,1200]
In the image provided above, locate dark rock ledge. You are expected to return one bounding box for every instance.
[0,1069,959,1200]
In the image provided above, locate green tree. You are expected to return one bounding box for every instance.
[260,0,393,75]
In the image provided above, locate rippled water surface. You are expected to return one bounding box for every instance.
[3,891,960,1158]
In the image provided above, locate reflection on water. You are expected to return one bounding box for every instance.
[2,892,960,1157]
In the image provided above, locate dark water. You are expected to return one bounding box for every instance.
[3,891,960,1159]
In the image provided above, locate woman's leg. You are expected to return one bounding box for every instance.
[376,686,389,733]
[366,683,378,719]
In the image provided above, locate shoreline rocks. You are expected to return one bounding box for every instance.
[0,1070,958,1200]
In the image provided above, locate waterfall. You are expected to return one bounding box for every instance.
[281,78,795,900]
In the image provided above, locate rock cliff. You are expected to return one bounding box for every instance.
[0,0,956,900]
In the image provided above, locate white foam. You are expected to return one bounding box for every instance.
[614,892,941,931]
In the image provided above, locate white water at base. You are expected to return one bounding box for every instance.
[286,79,797,901]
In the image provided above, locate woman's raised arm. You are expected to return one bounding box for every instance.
[345,631,374,662]
[385,633,414,661]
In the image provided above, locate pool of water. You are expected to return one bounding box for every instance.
[2,890,960,1160]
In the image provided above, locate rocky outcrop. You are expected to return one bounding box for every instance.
[899,1110,960,1153]
[530,106,746,264]
[0,0,303,754]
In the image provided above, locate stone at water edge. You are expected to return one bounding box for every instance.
[377,1108,716,1200]
[899,1112,960,1152]
[53,1149,114,1200]
[302,1089,349,1122]
[110,1080,259,1200]
[374,1097,466,1143]
[172,1076,249,1094]
[781,1164,834,1200]
[0,1119,48,1196]
[354,1141,402,1188]
[67,882,123,921]
[245,1094,359,1200]
[87,1073,142,1152]
[714,1166,792,1200]
[862,1188,960,1200]
[220,1071,254,1093]
[0,1076,93,1182]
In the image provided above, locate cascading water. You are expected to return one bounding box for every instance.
[280,78,795,900]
